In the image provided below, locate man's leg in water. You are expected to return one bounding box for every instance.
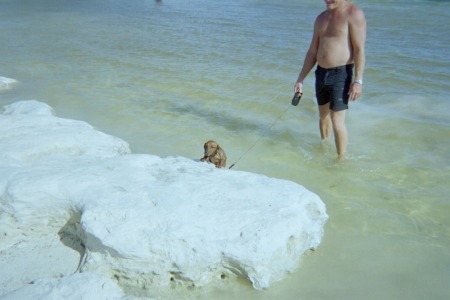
[319,104,332,140]
[331,109,348,160]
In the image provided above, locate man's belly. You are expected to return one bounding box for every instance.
[317,38,353,68]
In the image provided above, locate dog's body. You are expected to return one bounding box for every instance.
[200,140,227,168]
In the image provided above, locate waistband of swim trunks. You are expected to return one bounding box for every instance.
[317,64,354,71]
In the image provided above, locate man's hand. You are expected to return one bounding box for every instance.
[349,82,363,101]
[294,81,303,94]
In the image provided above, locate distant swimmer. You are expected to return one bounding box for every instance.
[294,0,366,160]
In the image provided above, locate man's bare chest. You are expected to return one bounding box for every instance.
[319,15,349,38]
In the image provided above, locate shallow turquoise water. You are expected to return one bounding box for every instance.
[1,0,449,299]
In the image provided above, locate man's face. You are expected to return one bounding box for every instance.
[324,0,343,10]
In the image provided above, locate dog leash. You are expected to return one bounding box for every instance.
[228,99,297,170]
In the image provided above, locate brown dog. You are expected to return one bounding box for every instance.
[200,140,227,168]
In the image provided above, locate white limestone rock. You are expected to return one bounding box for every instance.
[0,76,17,90]
[0,100,328,298]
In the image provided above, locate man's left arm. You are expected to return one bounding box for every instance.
[349,7,366,101]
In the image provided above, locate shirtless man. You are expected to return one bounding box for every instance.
[294,0,366,160]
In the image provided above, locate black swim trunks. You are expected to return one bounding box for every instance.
[315,64,353,111]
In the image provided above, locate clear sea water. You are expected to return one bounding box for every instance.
[1,0,449,299]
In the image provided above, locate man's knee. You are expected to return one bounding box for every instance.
[330,111,346,130]
[318,104,330,120]
[320,115,331,124]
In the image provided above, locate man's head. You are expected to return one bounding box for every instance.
[324,0,348,10]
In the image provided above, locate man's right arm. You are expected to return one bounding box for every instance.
[294,18,320,93]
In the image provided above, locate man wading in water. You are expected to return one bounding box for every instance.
[294,0,366,160]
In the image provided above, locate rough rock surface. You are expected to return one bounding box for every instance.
[0,100,328,299]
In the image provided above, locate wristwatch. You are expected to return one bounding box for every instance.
[353,79,363,85]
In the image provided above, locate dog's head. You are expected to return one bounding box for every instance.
[204,140,219,157]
